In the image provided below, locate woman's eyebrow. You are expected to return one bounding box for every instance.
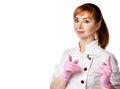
[82,18,89,20]
[74,17,79,19]
[75,16,91,19]
[82,16,91,19]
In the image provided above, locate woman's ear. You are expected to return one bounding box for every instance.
[96,20,102,31]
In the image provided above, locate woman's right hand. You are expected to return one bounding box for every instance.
[60,55,81,82]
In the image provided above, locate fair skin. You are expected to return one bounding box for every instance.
[50,12,116,89]
[74,12,100,52]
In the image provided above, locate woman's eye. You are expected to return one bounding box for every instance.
[84,20,89,23]
[74,19,79,23]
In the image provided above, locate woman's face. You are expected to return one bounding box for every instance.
[74,12,100,40]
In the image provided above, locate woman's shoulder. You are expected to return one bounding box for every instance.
[62,46,79,55]
[98,47,115,57]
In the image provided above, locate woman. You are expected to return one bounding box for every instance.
[50,3,120,89]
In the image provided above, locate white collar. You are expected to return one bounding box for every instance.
[78,40,99,53]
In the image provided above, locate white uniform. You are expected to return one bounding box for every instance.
[52,40,120,89]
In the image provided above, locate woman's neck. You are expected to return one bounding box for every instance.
[79,38,95,53]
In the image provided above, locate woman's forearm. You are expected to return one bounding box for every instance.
[50,77,67,89]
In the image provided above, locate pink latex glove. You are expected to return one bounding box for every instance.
[98,56,112,89]
[60,55,80,82]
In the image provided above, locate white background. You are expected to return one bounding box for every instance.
[0,0,120,89]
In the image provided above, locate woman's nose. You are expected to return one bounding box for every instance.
[79,22,83,29]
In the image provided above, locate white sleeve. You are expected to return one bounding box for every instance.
[51,50,68,80]
[110,54,120,89]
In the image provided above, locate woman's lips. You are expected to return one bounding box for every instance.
[77,31,85,34]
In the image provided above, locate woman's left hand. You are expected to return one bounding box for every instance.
[98,56,112,89]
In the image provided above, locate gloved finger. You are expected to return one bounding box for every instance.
[68,55,72,62]
[73,59,79,64]
[98,67,105,75]
[64,63,73,71]
[68,62,80,69]
[98,64,105,72]
[69,62,80,70]
[65,66,73,72]
[65,64,80,72]
[101,62,106,66]
[72,63,80,71]
[69,65,80,71]
[106,56,111,66]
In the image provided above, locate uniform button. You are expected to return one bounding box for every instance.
[87,54,91,60]
[81,80,84,84]
[84,67,87,71]
[88,57,91,60]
